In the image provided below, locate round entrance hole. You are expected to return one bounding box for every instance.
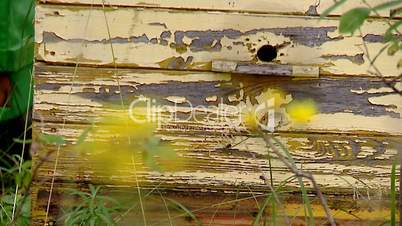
[257,45,277,62]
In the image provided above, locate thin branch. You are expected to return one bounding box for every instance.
[259,173,292,226]
[253,151,291,226]
[358,29,402,95]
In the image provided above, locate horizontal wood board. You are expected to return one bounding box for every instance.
[39,0,397,17]
[35,5,402,77]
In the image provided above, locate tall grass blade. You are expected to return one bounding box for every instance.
[167,198,204,226]
[252,176,295,226]
[271,137,315,226]
[271,198,277,226]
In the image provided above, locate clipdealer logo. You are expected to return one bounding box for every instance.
[128,96,277,132]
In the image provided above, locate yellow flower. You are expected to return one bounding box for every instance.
[286,99,318,124]
[256,88,289,108]
[239,98,265,131]
[75,109,181,182]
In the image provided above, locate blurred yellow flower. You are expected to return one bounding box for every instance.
[75,109,181,183]
[256,88,289,108]
[286,99,318,124]
[239,98,265,131]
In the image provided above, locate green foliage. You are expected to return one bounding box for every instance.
[327,0,402,69]
[0,156,31,191]
[60,185,121,226]
[321,0,347,18]
[372,0,402,11]
[76,126,93,145]
[0,193,30,226]
[385,20,402,42]
[0,156,31,225]
[271,137,315,226]
[38,133,65,145]
[337,0,402,35]
[339,8,370,34]
[252,176,295,226]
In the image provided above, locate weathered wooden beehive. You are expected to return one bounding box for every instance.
[33,0,402,225]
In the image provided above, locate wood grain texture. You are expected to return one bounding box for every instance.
[32,64,402,205]
[38,0,396,17]
[35,5,402,77]
[33,1,401,224]
[33,121,401,191]
[35,64,402,135]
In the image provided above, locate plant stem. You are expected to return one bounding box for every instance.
[262,134,337,226]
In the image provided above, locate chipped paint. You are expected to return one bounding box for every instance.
[322,53,365,65]
[165,96,187,104]
[35,65,402,135]
[32,1,402,223]
[36,5,402,77]
[206,95,218,102]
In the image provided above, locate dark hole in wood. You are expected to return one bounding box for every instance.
[257,45,277,62]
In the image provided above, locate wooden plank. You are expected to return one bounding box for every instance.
[32,64,402,202]
[31,184,394,225]
[35,5,402,77]
[32,121,401,193]
[39,0,396,17]
[34,64,402,135]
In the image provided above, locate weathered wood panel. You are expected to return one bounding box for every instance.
[33,121,401,192]
[39,0,396,17]
[35,64,402,135]
[35,5,402,77]
[33,1,401,224]
[32,64,402,210]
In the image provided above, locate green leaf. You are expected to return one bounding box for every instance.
[167,198,203,226]
[398,58,402,68]
[388,42,400,55]
[39,133,65,145]
[339,8,370,34]
[15,174,22,187]
[22,173,31,188]
[321,0,348,18]
[385,20,402,42]
[372,0,402,11]
[1,195,14,205]
[252,194,273,226]
[76,126,93,145]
